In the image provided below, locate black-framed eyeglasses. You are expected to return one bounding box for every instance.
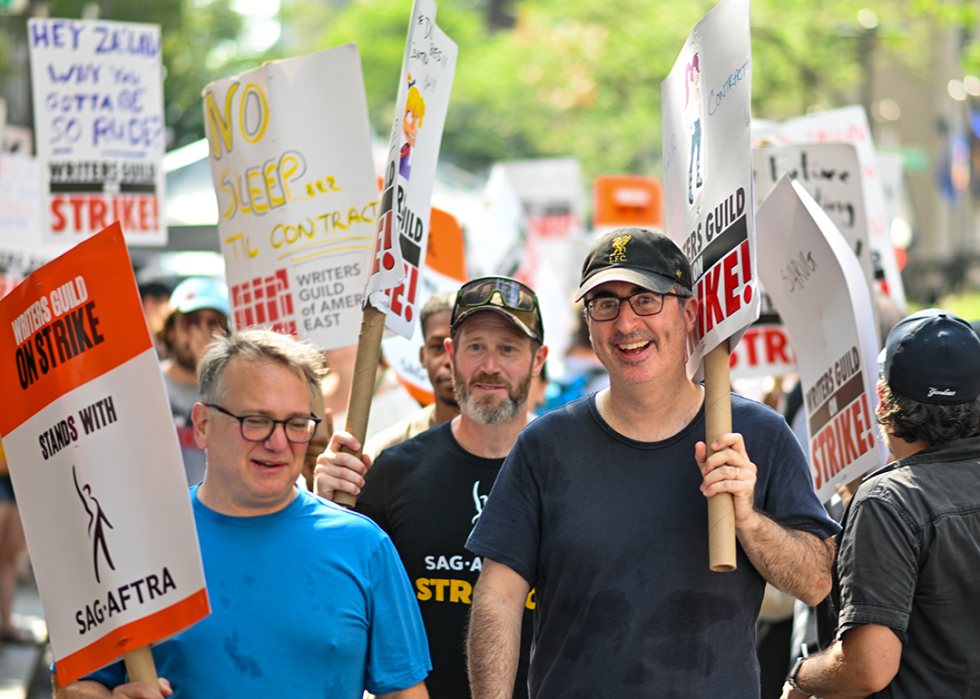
[451,276,544,341]
[205,404,321,444]
[584,291,688,322]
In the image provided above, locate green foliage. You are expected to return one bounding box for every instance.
[295,0,980,182]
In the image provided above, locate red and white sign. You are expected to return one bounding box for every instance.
[0,224,208,683]
[382,207,467,404]
[756,177,886,501]
[28,19,166,246]
[661,0,759,374]
[729,321,796,379]
[363,0,458,339]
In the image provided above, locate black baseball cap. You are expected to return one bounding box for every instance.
[879,309,980,404]
[450,276,544,343]
[575,227,692,301]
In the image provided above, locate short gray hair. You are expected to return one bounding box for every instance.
[198,329,326,408]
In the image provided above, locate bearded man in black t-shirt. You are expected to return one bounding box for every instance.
[316,277,548,699]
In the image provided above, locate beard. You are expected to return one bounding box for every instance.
[453,365,532,425]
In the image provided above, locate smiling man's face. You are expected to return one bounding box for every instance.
[449,312,539,425]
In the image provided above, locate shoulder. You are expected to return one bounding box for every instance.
[731,393,795,440]
[293,489,393,544]
[523,395,594,438]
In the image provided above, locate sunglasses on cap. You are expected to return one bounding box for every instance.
[451,277,544,342]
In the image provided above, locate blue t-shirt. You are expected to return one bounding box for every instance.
[467,393,840,698]
[85,487,431,696]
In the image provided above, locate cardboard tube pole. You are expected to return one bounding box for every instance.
[124,646,158,688]
[333,304,387,508]
[704,340,737,572]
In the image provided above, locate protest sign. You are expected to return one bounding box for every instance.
[28,18,166,246]
[752,105,907,314]
[382,207,467,404]
[593,175,664,236]
[753,143,875,300]
[662,0,759,375]
[0,154,65,300]
[202,44,377,349]
[363,0,458,339]
[662,0,757,571]
[756,177,886,502]
[729,315,797,380]
[0,223,208,683]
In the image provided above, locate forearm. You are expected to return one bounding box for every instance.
[790,625,902,699]
[467,561,528,699]
[738,511,834,606]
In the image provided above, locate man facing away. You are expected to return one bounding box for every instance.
[366,291,460,460]
[784,310,980,699]
[54,329,431,699]
[466,227,840,698]
[159,277,230,486]
[317,276,548,699]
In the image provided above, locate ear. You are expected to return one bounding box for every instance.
[192,402,211,450]
[445,337,455,365]
[682,295,699,333]
[419,343,426,366]
[532,344,549,377]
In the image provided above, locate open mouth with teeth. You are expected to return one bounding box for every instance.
[617,340,651,355]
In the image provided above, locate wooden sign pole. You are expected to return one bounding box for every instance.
[704,340,737,572]
[123,646,158,688]
[332,304,387,509]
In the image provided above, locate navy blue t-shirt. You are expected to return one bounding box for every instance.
[467,392,839,698]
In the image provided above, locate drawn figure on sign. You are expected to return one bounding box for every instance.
[73,466,115,583]
[400,73,426,180]
[685,52,704,205]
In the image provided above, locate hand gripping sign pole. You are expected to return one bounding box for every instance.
[704,341,736,571]
[335,0,457,508]
[661,0,756,571]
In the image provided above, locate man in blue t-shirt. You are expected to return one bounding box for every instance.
[53,329,431,699]
[466,228,840,698]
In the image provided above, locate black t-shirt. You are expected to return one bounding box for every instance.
[468,394,840,698]
[356,421,532,699]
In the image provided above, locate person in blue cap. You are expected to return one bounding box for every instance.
[160,278,230,486]
[784,309,980,699]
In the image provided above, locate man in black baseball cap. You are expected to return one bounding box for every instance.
[467,228,838,698]
[315,276,546,699]
[786,309,980,699]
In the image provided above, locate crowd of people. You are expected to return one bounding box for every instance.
[46,226,980,698]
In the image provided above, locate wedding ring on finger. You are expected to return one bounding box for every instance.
[735,467,740,480]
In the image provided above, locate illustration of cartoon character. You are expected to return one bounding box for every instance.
[73,465,115,584]
[685,52,703,205]
[400,73,426,180]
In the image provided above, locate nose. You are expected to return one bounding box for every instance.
[263,421,291,450]
[613,299,642,333]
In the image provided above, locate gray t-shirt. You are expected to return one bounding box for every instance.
[162,371,206,486]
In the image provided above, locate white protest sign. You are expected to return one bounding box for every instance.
[202,45,377,349]
[28,18,166,246]
[0,223,208,683]
[364,0,457,339]
[381,207,467,404]
[0,154,63,299]
[729,317,797,379]
[662,0,759,375]
[756,177,886,502]
[752,105,907,314]
[753,143,875,298]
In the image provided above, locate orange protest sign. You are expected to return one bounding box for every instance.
[0,223,209,684]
